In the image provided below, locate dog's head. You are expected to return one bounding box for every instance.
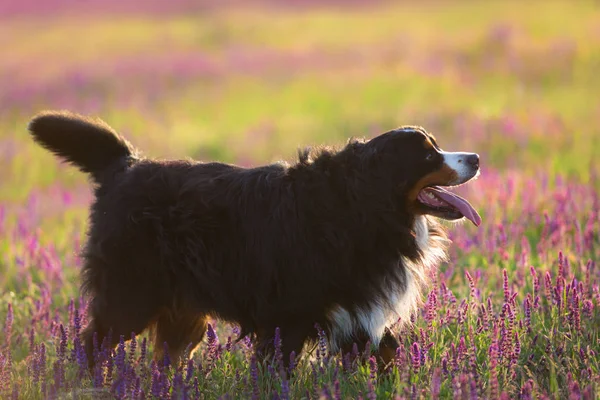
[361,126,481,226]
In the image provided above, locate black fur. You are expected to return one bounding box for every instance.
[28,111,471,371]
[29,111,137,183]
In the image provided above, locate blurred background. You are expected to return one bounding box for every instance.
[1,0,599,229]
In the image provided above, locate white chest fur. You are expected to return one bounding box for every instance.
[327,216,441,352]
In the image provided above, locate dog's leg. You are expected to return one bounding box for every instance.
[336,327,399,373]
[253,325,310,372]
[377,327,400,372]
[82,296,158,373]
[337,332,370,366]
[280,326,311,372]
[152,311,208,368]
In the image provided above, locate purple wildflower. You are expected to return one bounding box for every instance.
[185,357,195,383]
[3,304,13,347]
[38,343,47,396]
[569,375,581,400]
[106,356,115,388]
[128,332,137,366]
[520,379,533,400]
[73,305,82,338]
[479,304,489,332]
[162,342,171,369]
[369,356,377,383]
[454,373,468,399]
[288,351,296,373]
[274,327,283,373]
[558,252,565,282]
[31,344,42,387]
[115,335,126,377]
[426,291,438,328]
[315,323,329,363]
[505,302,515,334]
[205,323,219,367]
[113,376,126,399]
[194,376,200,398]
[450,343,459,372]
[93,357,104,388]
[28,328,35,353]
[457,306,465,325]
[530,266,539,296]
[534,295,540,310]
[487,298,494,325]
[172,369,187,400]
[513,332,521,363]
[524,295,532,330]
[431,368,441,399]
[553,286,563,311]
[160,371,170,398]
[582,300,593,317]
[570,287,581,332]
[469,375,478,400]
[333,378,342,400]
[132,377,142,399]
[441,357,449,376]
[250,354,260,400]
[150,365,162,397]
[489,341,499,398]
[466,270,477,300]
[502,269,510,303]
[310,362,319,399]
[139,336,147,366]
[54,324,67,390]
[342,352,352,372]
[544,271,554,304]
[367,378,377,400]
[456,337,466,364]
[411,343,421,372]
[73,337,88,377]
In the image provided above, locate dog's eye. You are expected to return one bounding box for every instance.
[425,151,436,161]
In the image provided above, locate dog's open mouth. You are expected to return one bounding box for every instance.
[417,186,481,226]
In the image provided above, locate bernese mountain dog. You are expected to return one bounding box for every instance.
[27,110,481,372]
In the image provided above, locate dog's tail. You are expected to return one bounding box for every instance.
[28,110,138,184]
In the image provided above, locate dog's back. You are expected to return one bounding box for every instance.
[29,111,316,368]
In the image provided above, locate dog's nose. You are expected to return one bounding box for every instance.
[467,154,479,168]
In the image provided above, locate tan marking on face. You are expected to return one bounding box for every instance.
[423,138,434,150]
[407,163,459,202]
[428,134,439,148]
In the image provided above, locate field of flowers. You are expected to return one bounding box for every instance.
[1,0,599,398]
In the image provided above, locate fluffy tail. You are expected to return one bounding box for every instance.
[28,110,137,183]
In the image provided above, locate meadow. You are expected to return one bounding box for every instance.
[1,0,599,398]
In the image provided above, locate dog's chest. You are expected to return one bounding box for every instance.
[413,215,429,251]
[327,216,431,350]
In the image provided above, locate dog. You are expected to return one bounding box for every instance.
[28,110,481,372]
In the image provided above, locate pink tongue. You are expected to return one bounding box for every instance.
[427,186,482,226]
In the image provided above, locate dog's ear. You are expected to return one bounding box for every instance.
[357,139,379,162]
